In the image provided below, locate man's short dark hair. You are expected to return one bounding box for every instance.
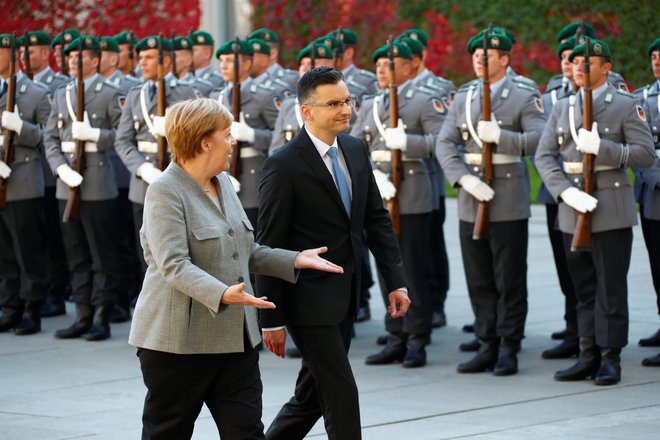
[297,67,345,104]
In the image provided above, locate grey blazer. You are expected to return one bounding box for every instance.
[128,162,299,355]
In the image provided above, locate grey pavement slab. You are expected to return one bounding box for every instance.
[1,198,659,440]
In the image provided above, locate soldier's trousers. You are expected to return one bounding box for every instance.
[640,213,660,314]
[44,186,71,298]
[133,202,147,279]
[563,228,632,349]
[0,198,49,307]
[429,197,450,313]
[381,213,432,337]
[58,199,122,306]
[459,219,528,347]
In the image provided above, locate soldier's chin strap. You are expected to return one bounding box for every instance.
[294,97,303,128]
[465,86,483,149]
[371,94,387,140]
[568,95,579,146]
[140,83,156,136]
[65,84,80,123]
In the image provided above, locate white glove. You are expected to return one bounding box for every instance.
[373,169,396,200]
[384,119,407,151]
[231,112,256,143]
[149,116,167,138]
[560,187,598,213]
[458,174,494,202]
[2,105,23,135]
[72,112,101,142]
[477,115,501,144]
[576,122,600,155]
[56,164,83,188]
[228,174,241,193]
[136,162,163,185]
[0,160,11,179]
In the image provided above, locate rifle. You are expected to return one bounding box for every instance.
[310,41,316,69]
[156,33,168,171]
[333,27,342,69]
[128,31,135,75]
[62,37,86,222]
[230,37,241,178]
[22,31,32,80]
[60,29,69,77]
[386,36,401,235]
[0,32,17,208]
[570,37,594,252]
[170,30,177,75]
[472,24,494,240]
[187,29,194,74]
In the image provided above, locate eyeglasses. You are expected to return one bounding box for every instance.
[306,96,357,110]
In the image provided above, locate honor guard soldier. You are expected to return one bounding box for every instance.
[328,28,378,95]
[190,30,225,89]
[171,36,214,96]
[353,41,445,368]
[22,30,72,317]
[535,39,655,385]
[114,31,139,79]
[114,36,199,293]
[44,35,125,341]
[399,29,457,96]
[247,28,298,90]
[0,34,52,335]
[248,38,294,96]
[634,37,660,367]
[51,29,80,76]
[211,38,280,229]
[436,32,546,376]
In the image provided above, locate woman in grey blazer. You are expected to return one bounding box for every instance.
[128,98,342,440]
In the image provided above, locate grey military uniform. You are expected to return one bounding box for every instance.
[253,71,294,98]
[44,75,122,201]
[267,63,298,91]
[180,71,214,97]
[506,66,540,92]
[114,77,199,205]
[269,96,302,155]
[635,81,660,220]
[194,65,225,89]
[210,80,280,209]
[343,64,378,95]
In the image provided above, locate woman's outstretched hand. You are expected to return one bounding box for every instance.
[294,247,344,273]
[221,283,275,309]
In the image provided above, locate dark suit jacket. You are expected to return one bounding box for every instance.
[257,127,406,327]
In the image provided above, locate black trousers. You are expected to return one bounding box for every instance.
[459,220,528,347]
[44,186,71,298]
[266,310,360,440]
[58,199,122,306]
[0,198,48,307]
[138,345,264,440]
[380,213,432,337]
[132,202,148,280]
[562,228,632,348]
[545,203,578,336]
[429,197,450,313]
[640,212,660,314]
[113,189,138,307]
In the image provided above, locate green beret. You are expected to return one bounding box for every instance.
[557,36,577,58]
[327,29,357,45]
[99,37,119,53]
[114,31,138,45]
[468,32,513,54]
[315,35,345,54]
[190,30,214,47]
[372,41,412,63]
[52,29,80,47]
[135,36,173,53]
[215,39,254,58]
[247,38,270,55]
[63,35,101,56]
[568,38,611,62]
[398,29,428,47]
[557,22,595,43]
[0,34,16,49]
[398,37,423,57]
[297,42,333,64]
[475,27,516,46]
[247,28,279,43]
[172,36,193,51]
[23,31,51,46]
[648,38,660,56]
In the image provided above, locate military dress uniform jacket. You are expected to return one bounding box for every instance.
[634,81,660,220]
[180,72,214,97]
[195,65,225,89]
[350,81,445,215]
[535,83,656,234]
[210,81,280,209]
[343,64,378,96]
[267,63,298,91]
[0,75,51,201]
[269,96,301,155]
[114,78,199,205]
[45,75,123,201]
[436,76,547,223]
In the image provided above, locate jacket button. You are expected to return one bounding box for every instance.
[228,229,234,236]
[574,178,579,183]
[232,252,239,260]
[506,172,511,178]
[473,167,479,172]
[614,182,620,188]
[238,276,244,283]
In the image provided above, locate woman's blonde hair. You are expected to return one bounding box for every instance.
[165,98,233,163]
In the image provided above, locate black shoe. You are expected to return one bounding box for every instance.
[542,337,579,359]
[40,298,66,317]
[638,328,660,347]
[554,337,600,381]
[355,306,370,323]
[14,303,42,335]
[403,346,426,368]
[0,306,23,332]
[83,305,112,341]
[285,346,302,358]
[641,352,660,367]
[457,352,497,373]
[110,304,131,323]
[54,304,93,339]
[459,338,480,352]
[462,323,474,333]
[431,311,446,329]
[493,351,518,376]
[366,334,407,365]
[551,329,567,340]
[376,334,388,345]
[594,348,621,386]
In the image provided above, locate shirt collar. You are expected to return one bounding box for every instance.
[342,64,356,75]
[580,81,609,102]
[33,65,53,82]
[84,73,100,92]
[266,63,281,75]
[194,65,212,78]
[253,71,269,84]
[305,126,338,158]
[488,75,506,95]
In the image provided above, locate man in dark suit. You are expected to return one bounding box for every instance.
[257,67,410,440]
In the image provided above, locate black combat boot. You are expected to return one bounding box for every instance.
[84,304,113,341]
[14,302,42,335]
[594,348,621,386]
[459,338,480,352]
[403,334,429,368]
[0,305,24,332]
[493,339,519,376]
[54,304,93,339]
[542,336,579,359]
[366,332,407,365]
[457,340,498,373]
[554,337,600,381]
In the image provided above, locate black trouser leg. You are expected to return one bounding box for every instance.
[44,186,71,299]
[132,202,147,293]
[429,197,450,313]
[640,214,660,315]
